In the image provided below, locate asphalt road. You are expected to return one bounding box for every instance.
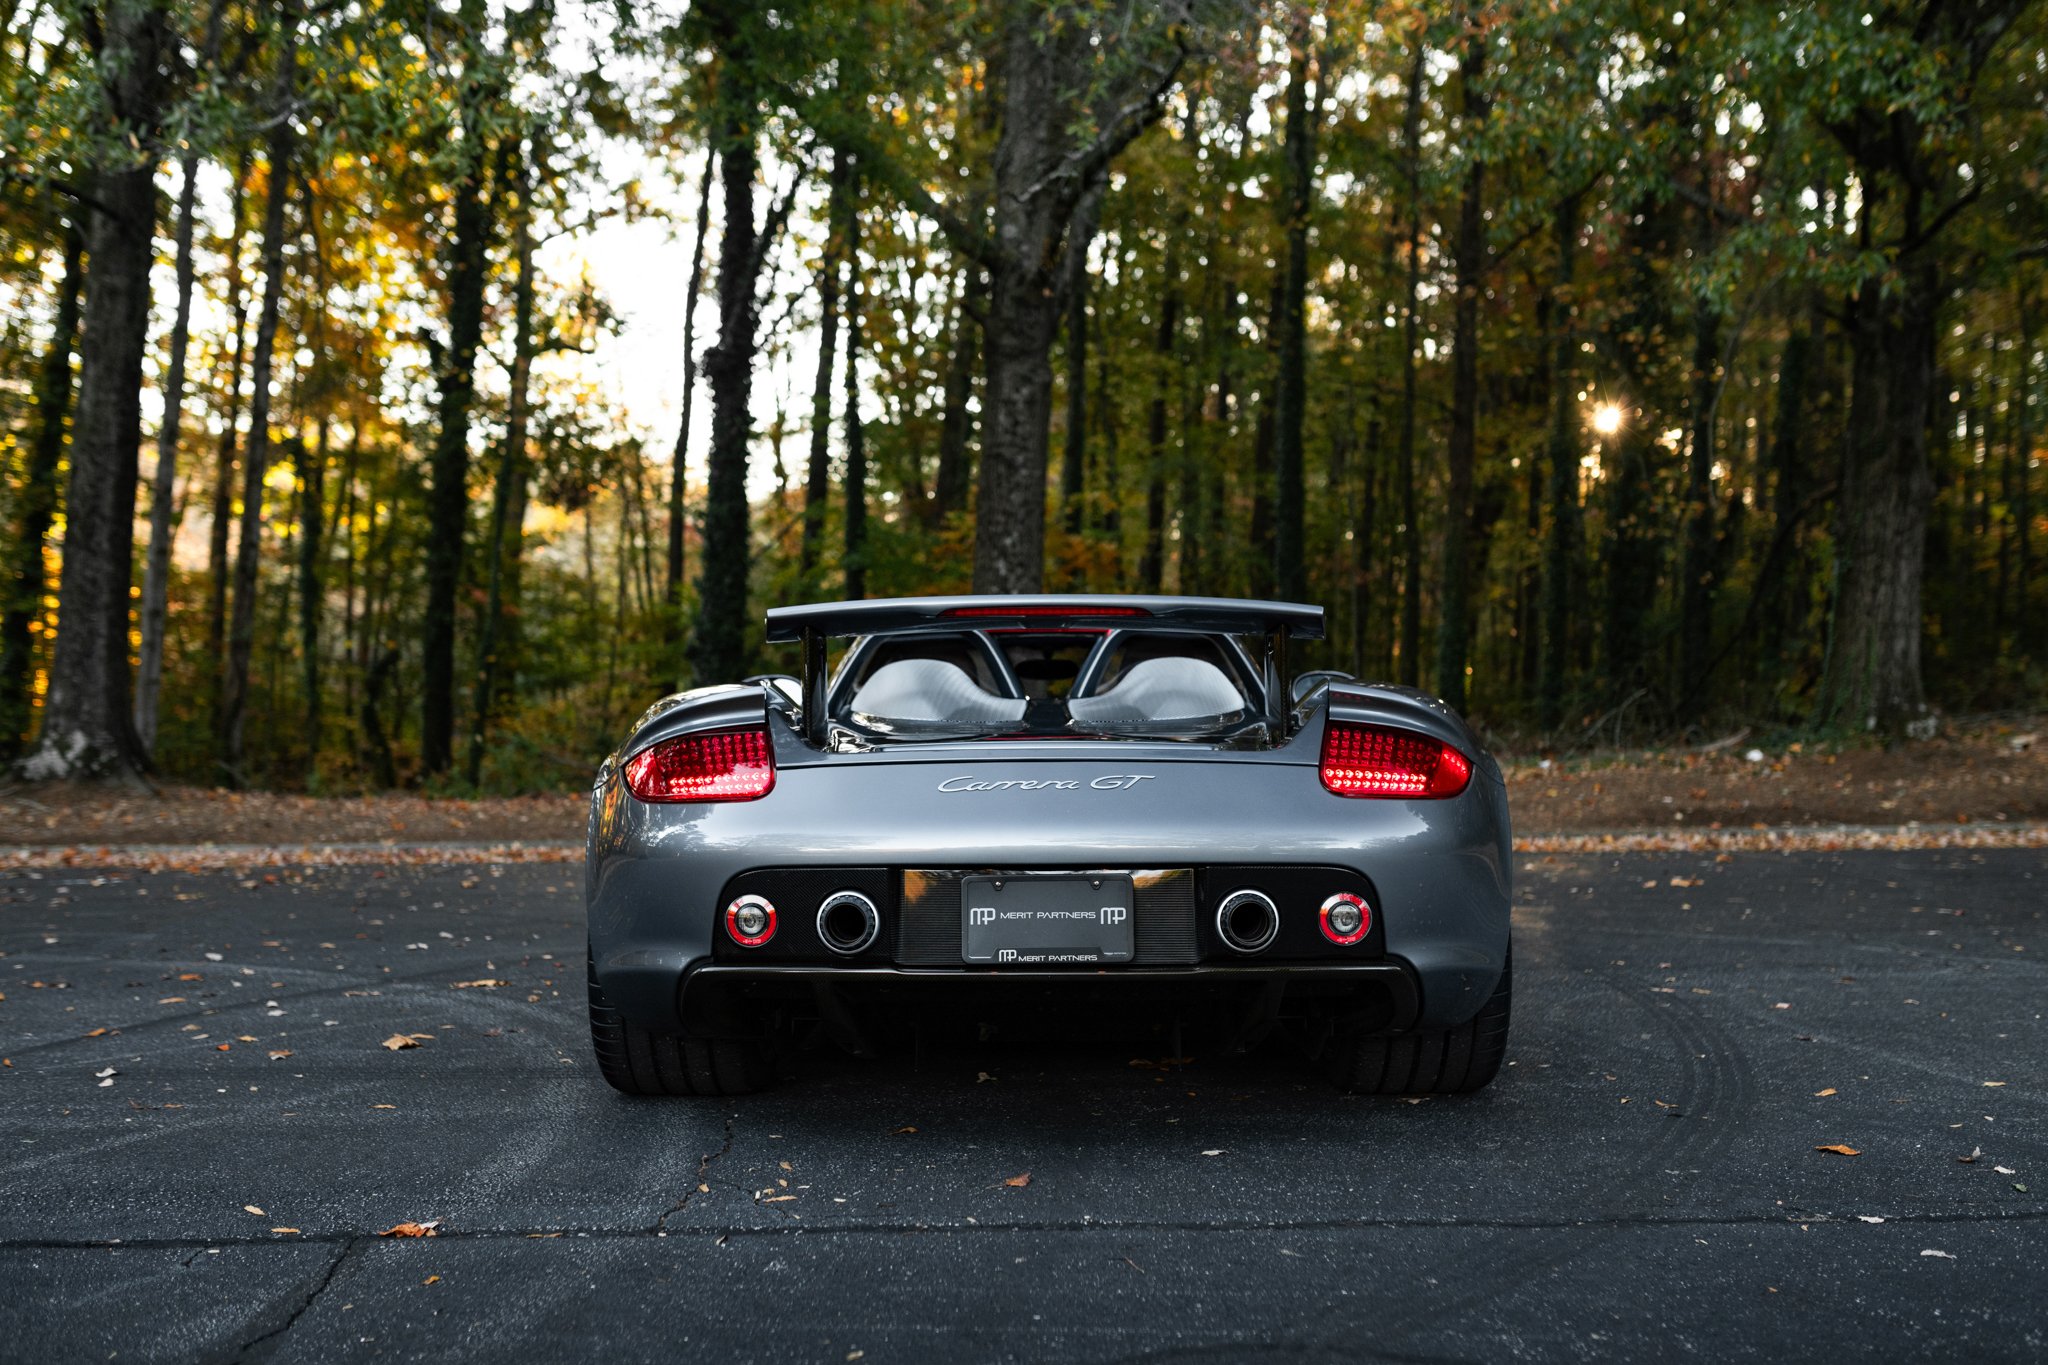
[1,849,2043,1364]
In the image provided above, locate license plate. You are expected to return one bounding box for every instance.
[961,874,1134,965]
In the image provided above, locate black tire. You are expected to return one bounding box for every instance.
[1327,946,1511,1095]
[587,952,774,1096]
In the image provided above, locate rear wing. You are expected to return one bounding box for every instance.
[765,595,1325,745]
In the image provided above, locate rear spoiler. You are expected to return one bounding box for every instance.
[766,595,1325,745]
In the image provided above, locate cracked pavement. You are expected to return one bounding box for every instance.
[1,851,2043,1362]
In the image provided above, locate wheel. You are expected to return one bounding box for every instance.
[1326,945,1511,1095]
[587,951,775,1096]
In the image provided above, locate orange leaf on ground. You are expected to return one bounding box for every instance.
[450,979,508,989]
[1004,1172,1032,1188]
[1814,1145,1861,1156]
[381,1035,420,1051]
[379,1220,441,1238]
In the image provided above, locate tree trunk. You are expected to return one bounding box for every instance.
[689,23,767,687]
[134,0,225,756]
[421,0,498,775]
[467,147,535,787]
[1138,243,1179,595]
[220,1,301,783]
[205,150,252,736]
[1537,193,1582,732]
[969,3,1184,593]
[1677,290,1723,707]
[18,0,167,782]
[1432,36,1486,713]
[1058,179,1105,544]
[842,172,869,600]
[1819,256,1937,732]
[800,148,847,589]
[933,265,984,524]
[666,148,716,621]
[1395,38,1425,687]
[0,222,82,760]
[1271,15,1314,604]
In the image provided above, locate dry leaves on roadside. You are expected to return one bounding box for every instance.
[381,1033,432,1051]
[379,1219,442,1238]
[1003,1172,1032,1188]
[1814,1144,1861,1156]
[450,979,508,989]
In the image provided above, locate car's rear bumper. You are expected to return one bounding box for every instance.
[676,960,1421,1038]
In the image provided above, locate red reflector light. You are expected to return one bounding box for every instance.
[1319,722,1472,799]
[623,728,775,803]
[1320,892,1372,946]
[942,605,1150,619]
[725,894,777,947]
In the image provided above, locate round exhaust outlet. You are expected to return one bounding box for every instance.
[1216,889,1279,955]
[816,890,881,956]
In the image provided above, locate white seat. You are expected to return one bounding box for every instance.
[1068,657,1245,725]
[848,658,1027,727]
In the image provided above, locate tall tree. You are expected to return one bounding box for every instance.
[1271,9,1315,604]
[421,0,504,774]
[665,148,716,650]
[219,0,302,782]
[0,220,82,759]
[19,0,169,782]
[1432,21,1487,713]
[801,148,849,588]
[688,0,794,685]
[842,166,869,600]
[1393,35,1425,687]
[135,0,228,755]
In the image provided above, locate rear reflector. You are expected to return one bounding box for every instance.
[1319,722,1472,799]
[624,728,775,803]
[1319,892,1372,946]
[725,894,777,947]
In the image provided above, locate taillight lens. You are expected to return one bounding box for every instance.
[623,728,775,803]
[1319,722,1472,799]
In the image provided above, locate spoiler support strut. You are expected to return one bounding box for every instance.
[802,627,828,748]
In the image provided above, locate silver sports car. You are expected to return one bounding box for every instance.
[586,595,1512,1096]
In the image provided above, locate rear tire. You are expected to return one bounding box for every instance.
[1327,946,1511,1095]
[587,952,774,1096]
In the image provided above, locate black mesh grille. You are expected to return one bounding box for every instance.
[898,869,1196,966]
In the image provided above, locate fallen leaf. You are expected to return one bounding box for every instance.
[244,1205,266,1216]
[379,1220,441,1238]
[1920,1249,1955,1260]
[1201,1149,1225,1157]
[271,1227,300,1235]
[450,979,508,989]
[372,1103,397,1110]
[382,1034,421,1051]
[1856,1215,1884,1224]
[95,1067,117,1079]
[423,1275,441,1286]
[268,1050,293,1061]
[1958,1147,1982,1164]
[84,1028,109,1038]
[1993,1166,2016,1175]
[891,1125,917,1134]
[1814,1088,1838,1097]
[1814,1145,1861,1156]
[1982,1081,2007,1088]
[214,1043,231,1052]
[762,1195,796,1203]
[1003,1172,1031,1188]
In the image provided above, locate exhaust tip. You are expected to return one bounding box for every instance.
[1216,889,1279,955]
[817,890,881,956]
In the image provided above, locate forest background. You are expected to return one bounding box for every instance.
[0,0,2042,794]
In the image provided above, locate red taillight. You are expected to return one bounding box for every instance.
[623,728,775,803]
[942,605,1149,619]
[1319,722,1472,799]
